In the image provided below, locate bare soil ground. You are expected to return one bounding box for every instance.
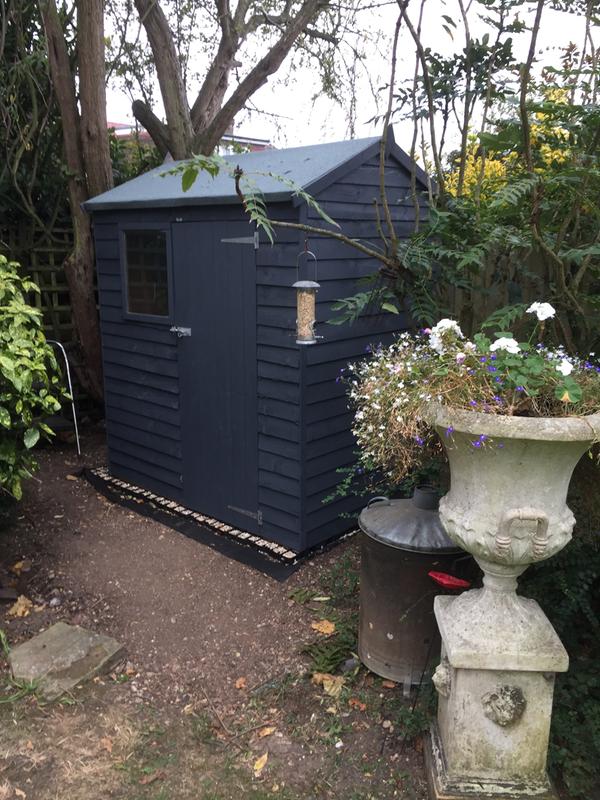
[0,430,430,800]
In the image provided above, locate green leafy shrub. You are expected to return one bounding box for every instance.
[0,255,62,499]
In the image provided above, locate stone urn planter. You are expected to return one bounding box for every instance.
[422,403,600,800]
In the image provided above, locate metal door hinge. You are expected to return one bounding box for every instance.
[170,326,192,337]
[220,231,259,250]
[228,505,263,526]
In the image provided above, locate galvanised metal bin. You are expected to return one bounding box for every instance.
[358,488,467,693]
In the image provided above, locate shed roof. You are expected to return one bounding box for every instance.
[84,130,429,212]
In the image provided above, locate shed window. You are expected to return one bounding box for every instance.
[124,230,169,317]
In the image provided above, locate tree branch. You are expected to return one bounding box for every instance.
[397,0,445,195]
[190,0,239,131]
[193,0,330,154]
[131,99,171,157]
[134,0,194,158]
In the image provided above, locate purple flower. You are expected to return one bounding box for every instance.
[488,366,497,372]
[471,440,482,448]
[445,426,454,437]
[469,400,478,407]
[468,369,475,375]
[494,377,502,383]
[585,361,593,370]
[490,354,497,361]
[415,436,425,446]
[516,385,525,392]
[493,395,503,403]
[479,357,487,363]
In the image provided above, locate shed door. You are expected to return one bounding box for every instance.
[172,221,259,532]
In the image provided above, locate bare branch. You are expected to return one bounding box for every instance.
[131,99,171,157]
[134,0,194,158]
[193,0,330,155]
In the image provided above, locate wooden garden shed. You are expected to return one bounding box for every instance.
[84,130,428,555]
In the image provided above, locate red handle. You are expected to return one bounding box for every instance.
[428,570,471,590]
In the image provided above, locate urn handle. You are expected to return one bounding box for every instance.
[495,508,549,559]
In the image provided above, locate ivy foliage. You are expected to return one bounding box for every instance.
[0,255,63,499]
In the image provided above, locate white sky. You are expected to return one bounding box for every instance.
[106,3,592,150]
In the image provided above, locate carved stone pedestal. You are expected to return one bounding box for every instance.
[425,593,568,800]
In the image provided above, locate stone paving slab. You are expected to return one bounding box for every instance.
[9,621,125,700]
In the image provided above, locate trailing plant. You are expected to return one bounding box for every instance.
[0,255,63,499]
[348,302,600,486]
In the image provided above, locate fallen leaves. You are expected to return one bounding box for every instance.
[312,672,345,698]
[257,726,276,739]
[14,789,26,799]
[253,751,268,777]
[7,595,33,618]
[139,769,166,785]
[99,737,113,754]
[348,697,367,712]
[235,676,247,690]
[65,474,78,481]
[311,619,335,636]
[381,680,397,689]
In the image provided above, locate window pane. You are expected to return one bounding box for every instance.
[125,230,169,317]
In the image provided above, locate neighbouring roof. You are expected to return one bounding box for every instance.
[83,131,428,212]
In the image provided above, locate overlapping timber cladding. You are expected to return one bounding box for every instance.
[84,129,429,554]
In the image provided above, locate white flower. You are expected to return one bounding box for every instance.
[490,337,520,355]
[556,358,574,377]
[527,302,556,322]
[431,318,464,336]
[429,318,464,354]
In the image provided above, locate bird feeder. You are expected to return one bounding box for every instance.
[293,250,320,345]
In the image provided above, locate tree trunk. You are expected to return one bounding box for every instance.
[39,0,104,403]
[133,0,331,159]
[133,0,194,159]
[78,0,113,198]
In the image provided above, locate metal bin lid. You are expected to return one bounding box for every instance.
[358,489,461,554]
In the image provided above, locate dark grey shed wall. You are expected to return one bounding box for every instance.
[297,148,416,550]
[94,204,307,551]
[91,135,425,554]
[94,209,185,499]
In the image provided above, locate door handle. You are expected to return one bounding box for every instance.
[169,326,192,337]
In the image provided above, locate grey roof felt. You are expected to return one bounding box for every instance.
[83,136,382,211]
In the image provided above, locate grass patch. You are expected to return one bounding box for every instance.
[303,613,358,674]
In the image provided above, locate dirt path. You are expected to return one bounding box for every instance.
[0,431,429,799]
